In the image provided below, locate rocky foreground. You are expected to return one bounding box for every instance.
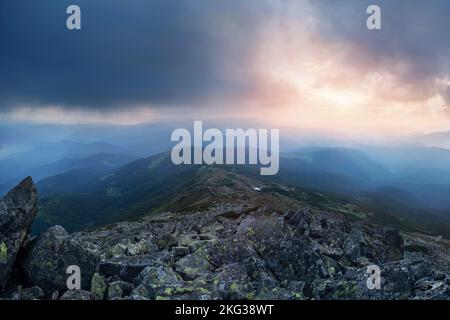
[0,177,449,300]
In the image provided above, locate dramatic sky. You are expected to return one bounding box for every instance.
[1,0,449,137]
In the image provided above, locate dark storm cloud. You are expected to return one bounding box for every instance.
[311,0,450,101]
[1,0,449,112]
[0,0,269,111]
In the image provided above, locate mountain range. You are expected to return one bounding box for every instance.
[1,138,449,301]
[30,147,450,239]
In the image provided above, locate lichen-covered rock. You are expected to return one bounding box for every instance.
[10,285,45,300]
[411,274,450,300]
[310,261,415,300]
[21,286,45,300]
[127,294,149,300]
[1,175,448,300]
[131,284,156,300]
[175,248,214,280]
[99,255,156,282]
[74,203,447,300]
[134,262,182,298]
[172,246,190,257]
[90,273,108,300]
[0,177,37,292]
[60,290,91,300]
[21,225,100,294]
[212,263,255,300]
[106,280,132,300]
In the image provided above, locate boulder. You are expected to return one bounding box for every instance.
[106,280,132,300]
[0,177,37,292]
[90,273,108,300]
[21,225,100,294]
[132,262,180,299]
[412,274,450,300]
[174,248,214,280]
[311,261,414,300]
[21,286,45,300]
[99,255,155,282]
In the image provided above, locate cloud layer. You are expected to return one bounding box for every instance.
[1,0,449,134]
[312,0,450,104]
[0,0,269,111]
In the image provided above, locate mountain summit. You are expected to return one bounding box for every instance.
[0,174,449,300]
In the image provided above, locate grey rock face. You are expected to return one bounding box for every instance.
[21,225,100,294]
[0,177,37,292]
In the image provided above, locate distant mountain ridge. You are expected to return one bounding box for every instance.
[0,139,130,191]
[34,148,450,238]
[415,130,450,149]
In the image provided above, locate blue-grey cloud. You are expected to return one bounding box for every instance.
[1,0,449,112]
[0,0,270,111]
